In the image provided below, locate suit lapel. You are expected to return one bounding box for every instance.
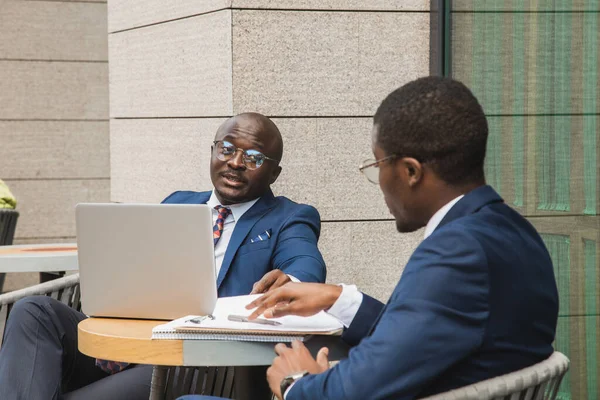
[216,190,277,288]
[196,191,212,204]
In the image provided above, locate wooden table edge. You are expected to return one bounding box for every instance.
[78,318,183,366]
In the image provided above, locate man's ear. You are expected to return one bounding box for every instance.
[401,158,423,187]
[269,166,283,185]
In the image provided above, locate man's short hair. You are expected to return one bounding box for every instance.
[374,76,488,185]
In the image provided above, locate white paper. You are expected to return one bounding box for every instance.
[153,294,343,334]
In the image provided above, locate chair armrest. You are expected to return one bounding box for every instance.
[0,273,80,306]
[419,352,570,400]
[0,273,81,349]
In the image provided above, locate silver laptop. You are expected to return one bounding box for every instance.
[75,203,217,320]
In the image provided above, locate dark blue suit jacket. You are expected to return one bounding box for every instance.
[162,190,326,297]
[289,186,559,399]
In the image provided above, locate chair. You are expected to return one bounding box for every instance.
[420,351,570,400]
[0,272,80,348]
[0,209,19,293]
[151,365,235,400]
[0,273,235,400]
[0,208,65,288]
[0,209,18,246]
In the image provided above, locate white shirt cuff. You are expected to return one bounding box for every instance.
[287,274,300,283]
[325,284,363,328]
[284,381,297,399]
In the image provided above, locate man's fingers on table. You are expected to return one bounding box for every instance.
[269,275,291,291]
[246,290,276,310]
[291,340,307,351]
[274,343,290,355]
[247,298,278,320]
[250,272,276,294]
[245,291,273,318]
[247,289,292,319]
[316,347,330,371]
[264,301,298,319]
[250,280,269,295]
[292,339,315,361]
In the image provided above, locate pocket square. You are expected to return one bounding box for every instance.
[250,229,272,243]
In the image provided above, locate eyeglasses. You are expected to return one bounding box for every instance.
[212,140,280,170]
[359,155,397,184]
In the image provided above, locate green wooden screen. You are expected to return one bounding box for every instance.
[447,1,600,398]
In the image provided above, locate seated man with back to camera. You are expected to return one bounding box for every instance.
[181,77,559,400]
[0,112,327,400]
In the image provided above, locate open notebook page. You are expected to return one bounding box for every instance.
[154,294,343,334]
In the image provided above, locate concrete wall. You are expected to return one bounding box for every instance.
[0,0,109,291]
[107,1,431,301]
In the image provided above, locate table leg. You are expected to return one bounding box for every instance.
[40,271,65,283]
[234,366,272,400]
[150,365,169,400]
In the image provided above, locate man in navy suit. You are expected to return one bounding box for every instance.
[0,112,326,399]
[162,112,326,296]
[183,77,559,400]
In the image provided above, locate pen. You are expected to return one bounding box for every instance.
[187,315,214,324]
[228,314,282,326]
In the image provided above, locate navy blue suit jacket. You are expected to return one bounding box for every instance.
[162,190,326,297]
[289,186,559,399]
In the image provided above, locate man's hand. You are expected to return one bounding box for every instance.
[246,282,342,320]
[267,340,330,400]
[250,270,291,294]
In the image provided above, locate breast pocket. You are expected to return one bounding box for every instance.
[237,239,271,255]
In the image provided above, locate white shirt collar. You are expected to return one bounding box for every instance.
[423,195,465,239]
[206,190,260,222]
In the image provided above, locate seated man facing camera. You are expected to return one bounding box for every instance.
[181,77,559,400]
[0,113,326,400]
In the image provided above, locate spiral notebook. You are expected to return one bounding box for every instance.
[151,294,344,343]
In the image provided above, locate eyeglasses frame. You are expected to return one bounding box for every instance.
[359,155,398,184]
[212,140,280,170]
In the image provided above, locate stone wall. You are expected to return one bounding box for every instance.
[0,0,109,291]
[107,1,431,300]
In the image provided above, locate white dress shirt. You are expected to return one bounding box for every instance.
[206,191,259,277]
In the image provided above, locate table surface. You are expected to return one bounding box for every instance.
[78,317,349,367]
[0,243,78,272]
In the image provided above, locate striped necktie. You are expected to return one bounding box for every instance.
[213,206,232,246]
[95,358,129,375]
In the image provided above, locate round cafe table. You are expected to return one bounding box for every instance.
[78,317,349,400]
[0,243,78,273]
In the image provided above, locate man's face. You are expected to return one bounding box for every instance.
[372,126,423,233]
[210,116,282,205]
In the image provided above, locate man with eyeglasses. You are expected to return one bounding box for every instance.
[0,112,327,399]
[180,77,559,400]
